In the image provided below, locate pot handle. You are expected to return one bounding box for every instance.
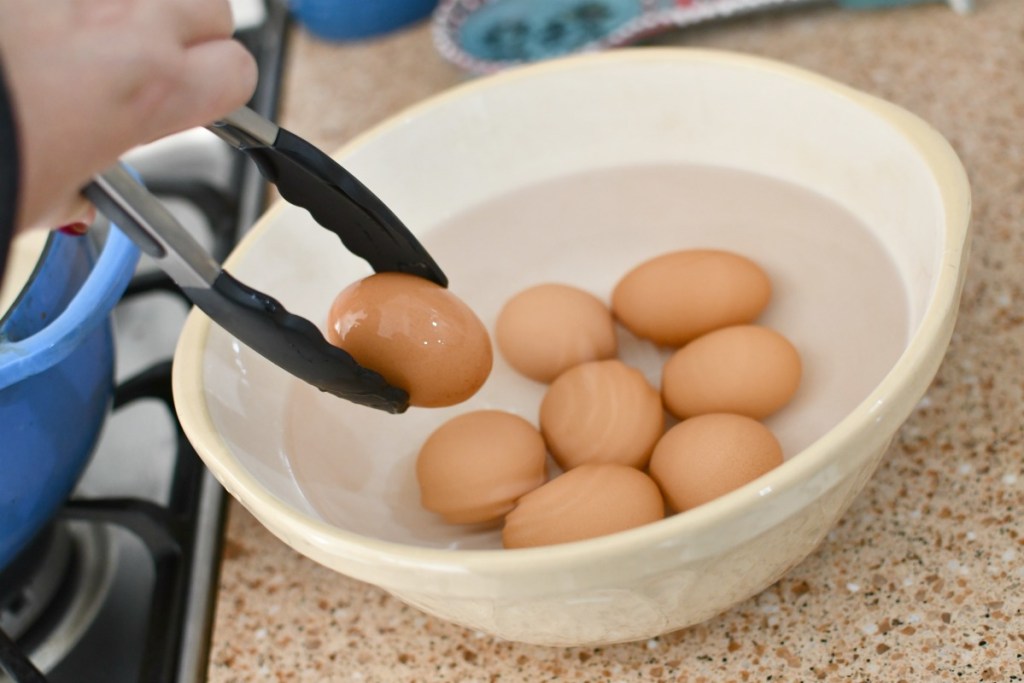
[0,226,140,390]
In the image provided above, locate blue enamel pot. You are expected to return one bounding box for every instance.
[0,227,139,569]
[290,0,439,41]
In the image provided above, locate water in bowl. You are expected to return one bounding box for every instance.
[284,163,910,549]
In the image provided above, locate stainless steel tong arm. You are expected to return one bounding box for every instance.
[206,106,279,150]
[86,165,219,291]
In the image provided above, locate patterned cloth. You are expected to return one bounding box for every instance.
[433,0,971,73]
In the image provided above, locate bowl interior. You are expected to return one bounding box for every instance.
[187,50,957,552]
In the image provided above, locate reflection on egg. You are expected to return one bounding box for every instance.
[326,272,493,407]
[661,325,801,420]
[540,360,664,470]
[612,249,771,346]
[416,410,548,524]
[648,413,783,512]
[502,463,665,549]
[495,283,617,383]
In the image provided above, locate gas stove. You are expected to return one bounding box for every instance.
[0,2,289,680]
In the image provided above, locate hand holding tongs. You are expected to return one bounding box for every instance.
[85,107,447,414]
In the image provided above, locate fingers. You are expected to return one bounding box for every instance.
[5,0,258,232]
[54,202,96,236]
[24,195,96,234]
[148,38,259,139]
[158,0,258,130]
[163,0,236,45]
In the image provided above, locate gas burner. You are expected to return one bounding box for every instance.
[0,523,115,681]
[0,527,71,642]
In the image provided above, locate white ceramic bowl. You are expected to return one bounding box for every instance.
[173,48,970,646]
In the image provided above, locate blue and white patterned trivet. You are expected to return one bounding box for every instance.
[433,0,973,74]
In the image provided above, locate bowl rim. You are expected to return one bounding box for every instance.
[173,47,971,579]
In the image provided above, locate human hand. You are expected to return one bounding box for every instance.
[0,0,258,231]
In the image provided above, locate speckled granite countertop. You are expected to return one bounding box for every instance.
[207,2,1024,680]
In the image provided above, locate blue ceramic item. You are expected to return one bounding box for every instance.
[0,227,139,569]
[290,0,439,41]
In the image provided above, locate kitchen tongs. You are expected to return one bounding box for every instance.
[85,106,448,414]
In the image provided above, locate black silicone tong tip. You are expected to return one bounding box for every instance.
[233,128,447,288]
[186,272,410,413]
[85,121,437,414]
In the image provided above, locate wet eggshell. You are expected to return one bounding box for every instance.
[648,413,784,512]
[540,359,664,470]
[495,283,617,383]
[502,463,665,548]
[326,272,493,407]
[661,325,801,420]
[611,249,771,346]
[416,410,548,524]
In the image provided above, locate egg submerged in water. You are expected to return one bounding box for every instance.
[661,324,801,420]
[502,463,666,549]
[416,410,548,524]
[495,283,618,383]
[539,359,664,471]
[326,272,493,407]
[649,413,784,513]
[612,249,772,346]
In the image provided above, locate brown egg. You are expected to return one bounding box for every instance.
[648,413,784,512]
[611,249,771,346]
[416,410,548,525]
[661,325,801,420]
[326,272,492,407]
[502,463,665,548]
[495,283,617,383]
[540,360,664,470]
